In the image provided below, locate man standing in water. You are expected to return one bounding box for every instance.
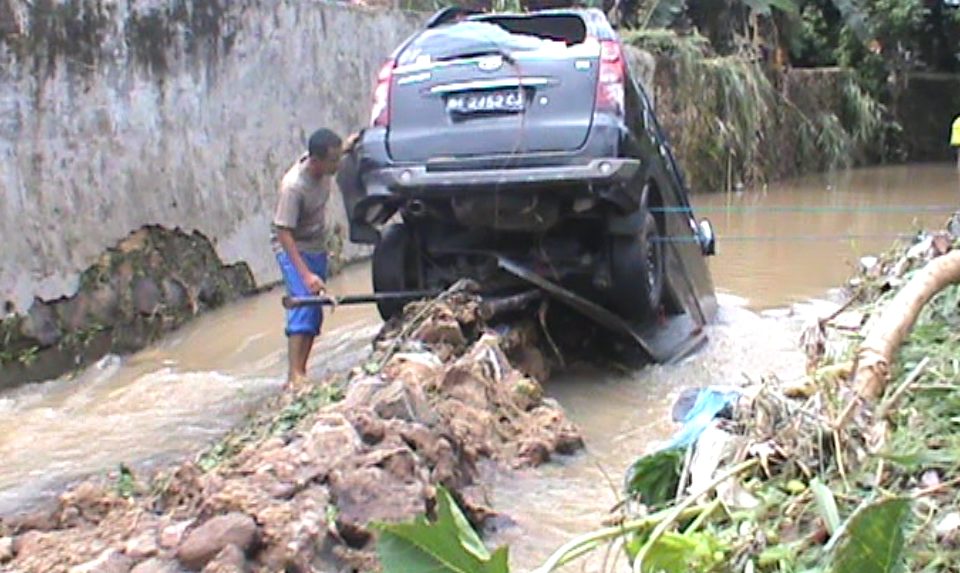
[272,128,348,386]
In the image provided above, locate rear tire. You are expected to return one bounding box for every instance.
[372,223,420,321]
[609,209,664,321]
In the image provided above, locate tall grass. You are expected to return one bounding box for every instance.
[624,29,886,192]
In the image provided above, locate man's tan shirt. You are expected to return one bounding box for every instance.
[270,154,331,255]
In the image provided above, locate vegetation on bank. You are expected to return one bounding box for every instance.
[624,28,883,192]
[374,222,960,572]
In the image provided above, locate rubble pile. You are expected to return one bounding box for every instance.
[0,288,583,573]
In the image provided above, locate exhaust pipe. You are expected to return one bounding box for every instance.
[407,199,427,217]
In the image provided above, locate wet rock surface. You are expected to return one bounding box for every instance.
[0,289,583,572]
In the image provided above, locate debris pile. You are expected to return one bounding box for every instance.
[0,286,583,573]
[368,216,960,573]
[534,216,960,572]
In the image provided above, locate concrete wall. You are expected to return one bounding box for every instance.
[896,72,960,162]
[0,0,423,313]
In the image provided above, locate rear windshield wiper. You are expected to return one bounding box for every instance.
[433,48,517,64]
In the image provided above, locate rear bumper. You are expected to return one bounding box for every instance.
[368,158,640,191]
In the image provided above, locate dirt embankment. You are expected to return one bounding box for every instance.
[0,286,584,572]
[1,227,255,388]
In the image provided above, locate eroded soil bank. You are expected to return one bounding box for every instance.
[0,287,583,572]
[0,227,256,387]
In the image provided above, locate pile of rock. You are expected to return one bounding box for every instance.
[0,290,583,572]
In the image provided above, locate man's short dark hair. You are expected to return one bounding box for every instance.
[307,128,342,159]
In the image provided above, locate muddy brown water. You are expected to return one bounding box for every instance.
[1,164,957,569]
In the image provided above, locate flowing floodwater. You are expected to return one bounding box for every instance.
[0,264,379,514]
[0,163,957,568]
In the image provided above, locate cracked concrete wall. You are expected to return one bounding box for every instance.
[0,0,423,313]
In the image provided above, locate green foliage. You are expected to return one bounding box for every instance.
[115,463,138,499]
[626,531,728,572]
[791,3,840,66]
[17,346,39,367]
[197,382,344,472]
[881,284,960,480]
[374,486,510,573]
[624,446,684,509]
[625,29,884,190]
[271,383,344,435]
[810,478,841,535]
[826,498,911,573]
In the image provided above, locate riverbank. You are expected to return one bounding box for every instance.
[0,285,583,572]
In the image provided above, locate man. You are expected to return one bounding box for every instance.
[952,114,960,171]
[272,128,351,386]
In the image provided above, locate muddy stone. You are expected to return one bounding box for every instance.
[124,530,159,559]
[160,520,194,549]
[68,549,133,573]
[130,559,180,573]
[201,544,248,573]
[329,466,427,547]
[162,278,191,313]
[20,301,61,347]
[176,513,257,571]
[347,408,386,445]
[0,535,12,562]
[12,530,46,559]
[133,277,163,316]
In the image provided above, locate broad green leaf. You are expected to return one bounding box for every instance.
[810,478,841,535]
[826,498,911,573]
[636,531,726,573]
[624,447,684,509]
[374,486,510,573]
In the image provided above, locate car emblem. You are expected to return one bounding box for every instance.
[477,55,503,71]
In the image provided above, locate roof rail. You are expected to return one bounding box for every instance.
[425,6,480,28]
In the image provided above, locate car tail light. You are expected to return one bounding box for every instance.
[596,40,625,116]
[370,59,395,127]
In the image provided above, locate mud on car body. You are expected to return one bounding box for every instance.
[338,7,717,324]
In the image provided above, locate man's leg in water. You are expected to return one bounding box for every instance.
[277,252,328,385]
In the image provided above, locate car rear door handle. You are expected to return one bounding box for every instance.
[429,77,552,95]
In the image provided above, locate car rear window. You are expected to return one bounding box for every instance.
[397,14,588,67]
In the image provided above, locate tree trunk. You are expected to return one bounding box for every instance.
[853,250,960,402]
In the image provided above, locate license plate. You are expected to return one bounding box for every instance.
[446,90,525,114]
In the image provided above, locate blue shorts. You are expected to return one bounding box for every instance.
[276,251,328,337]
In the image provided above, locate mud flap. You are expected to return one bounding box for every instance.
[496,257,707,364]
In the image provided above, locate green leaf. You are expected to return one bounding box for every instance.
[115,463,138,499]
[624,447,684,509]
[826,498,911,573]
[638,531,726,573]
[743,0,800,16]
[810,478,841,535]
[374,486,510,573]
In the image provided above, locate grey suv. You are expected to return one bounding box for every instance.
[338,6,717,326]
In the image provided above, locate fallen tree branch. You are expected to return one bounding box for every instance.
[837,250,960,428]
